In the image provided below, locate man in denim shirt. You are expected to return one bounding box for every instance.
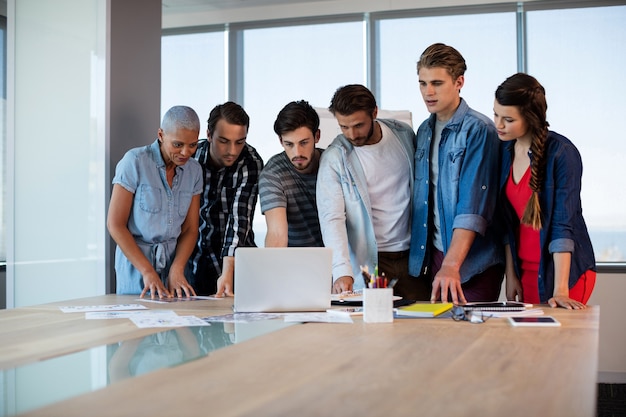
[409,43,504,304]
[318,84,431,300]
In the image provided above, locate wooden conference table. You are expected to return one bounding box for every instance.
[0,295,599,417]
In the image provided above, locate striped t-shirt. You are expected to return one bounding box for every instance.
[259,150,324,247]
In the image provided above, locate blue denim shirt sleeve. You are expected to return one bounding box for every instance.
[544,133,583,254]
[452,117,500,236]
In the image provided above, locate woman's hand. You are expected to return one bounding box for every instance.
[548,295,586,310]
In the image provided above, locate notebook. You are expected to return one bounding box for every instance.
[233,247,333,313]
[395,302,454,318]
[462,301,533,312]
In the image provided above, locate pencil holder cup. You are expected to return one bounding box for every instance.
[363,288,394,323]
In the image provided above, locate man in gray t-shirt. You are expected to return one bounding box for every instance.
[259,100,324,247]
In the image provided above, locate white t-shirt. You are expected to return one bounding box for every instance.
[353,122,411,251]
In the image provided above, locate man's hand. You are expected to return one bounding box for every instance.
[332,276,354,294]
[431,264,467,305]
[215,256,235,297]
[215,274,234,298]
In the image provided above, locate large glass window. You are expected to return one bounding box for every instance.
[242,20,365,163]
[527,5,626,262]
[158,3,626,265]
[378,11,517,128]
[241,20,365,245]
[161,31,226,125]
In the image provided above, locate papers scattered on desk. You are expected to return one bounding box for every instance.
[202,312,354,324]
[203,313,286,323]
[136,295,220,304]
[85,310,178,320]
[129,314,211,328]
[283,312,354,323]
[59,304,148,313]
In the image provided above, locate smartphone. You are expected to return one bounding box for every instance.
[508,316,561,327]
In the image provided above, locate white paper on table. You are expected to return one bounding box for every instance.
[85,310,178,320]
[129,315,211,328]
[202,312,286,323]
[283,312,354,323]
[136,296,221,304]
[59,304,148,313]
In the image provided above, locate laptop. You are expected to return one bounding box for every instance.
[233,247,333,313]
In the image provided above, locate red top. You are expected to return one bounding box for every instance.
[505,166,540,270]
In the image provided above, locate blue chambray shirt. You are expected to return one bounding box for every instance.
[112,139,203,294]
[409,99,504,282]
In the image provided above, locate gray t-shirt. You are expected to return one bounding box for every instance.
[259,150,324,247]
[431,119,446,251]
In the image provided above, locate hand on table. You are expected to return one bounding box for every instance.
[548,295,587,310]
[332,276,354,294]
[431,264,467,305]
[140,271,171,299]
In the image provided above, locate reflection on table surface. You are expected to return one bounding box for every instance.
[1,319,294,417]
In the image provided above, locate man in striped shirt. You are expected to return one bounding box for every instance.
[188,102,264,297]
[259,100,324,247]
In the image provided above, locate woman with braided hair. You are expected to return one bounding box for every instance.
[494,73,596,309]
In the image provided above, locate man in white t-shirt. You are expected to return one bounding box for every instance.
[317,84,430,300]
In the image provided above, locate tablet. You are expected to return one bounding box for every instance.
[508,316,561,327]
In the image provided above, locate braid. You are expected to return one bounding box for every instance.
[522,125,547,230]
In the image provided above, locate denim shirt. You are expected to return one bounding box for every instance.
[112,139,203,293]
[317,119,415,288]
[499,131,596,302]
[409,99,503,282]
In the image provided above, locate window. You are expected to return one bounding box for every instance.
[241,19,365,163]
[241,19,365,245]
[159,2,626,264]
[161,30,226,124]
[378,11,517,128]
[526,5,626,262]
